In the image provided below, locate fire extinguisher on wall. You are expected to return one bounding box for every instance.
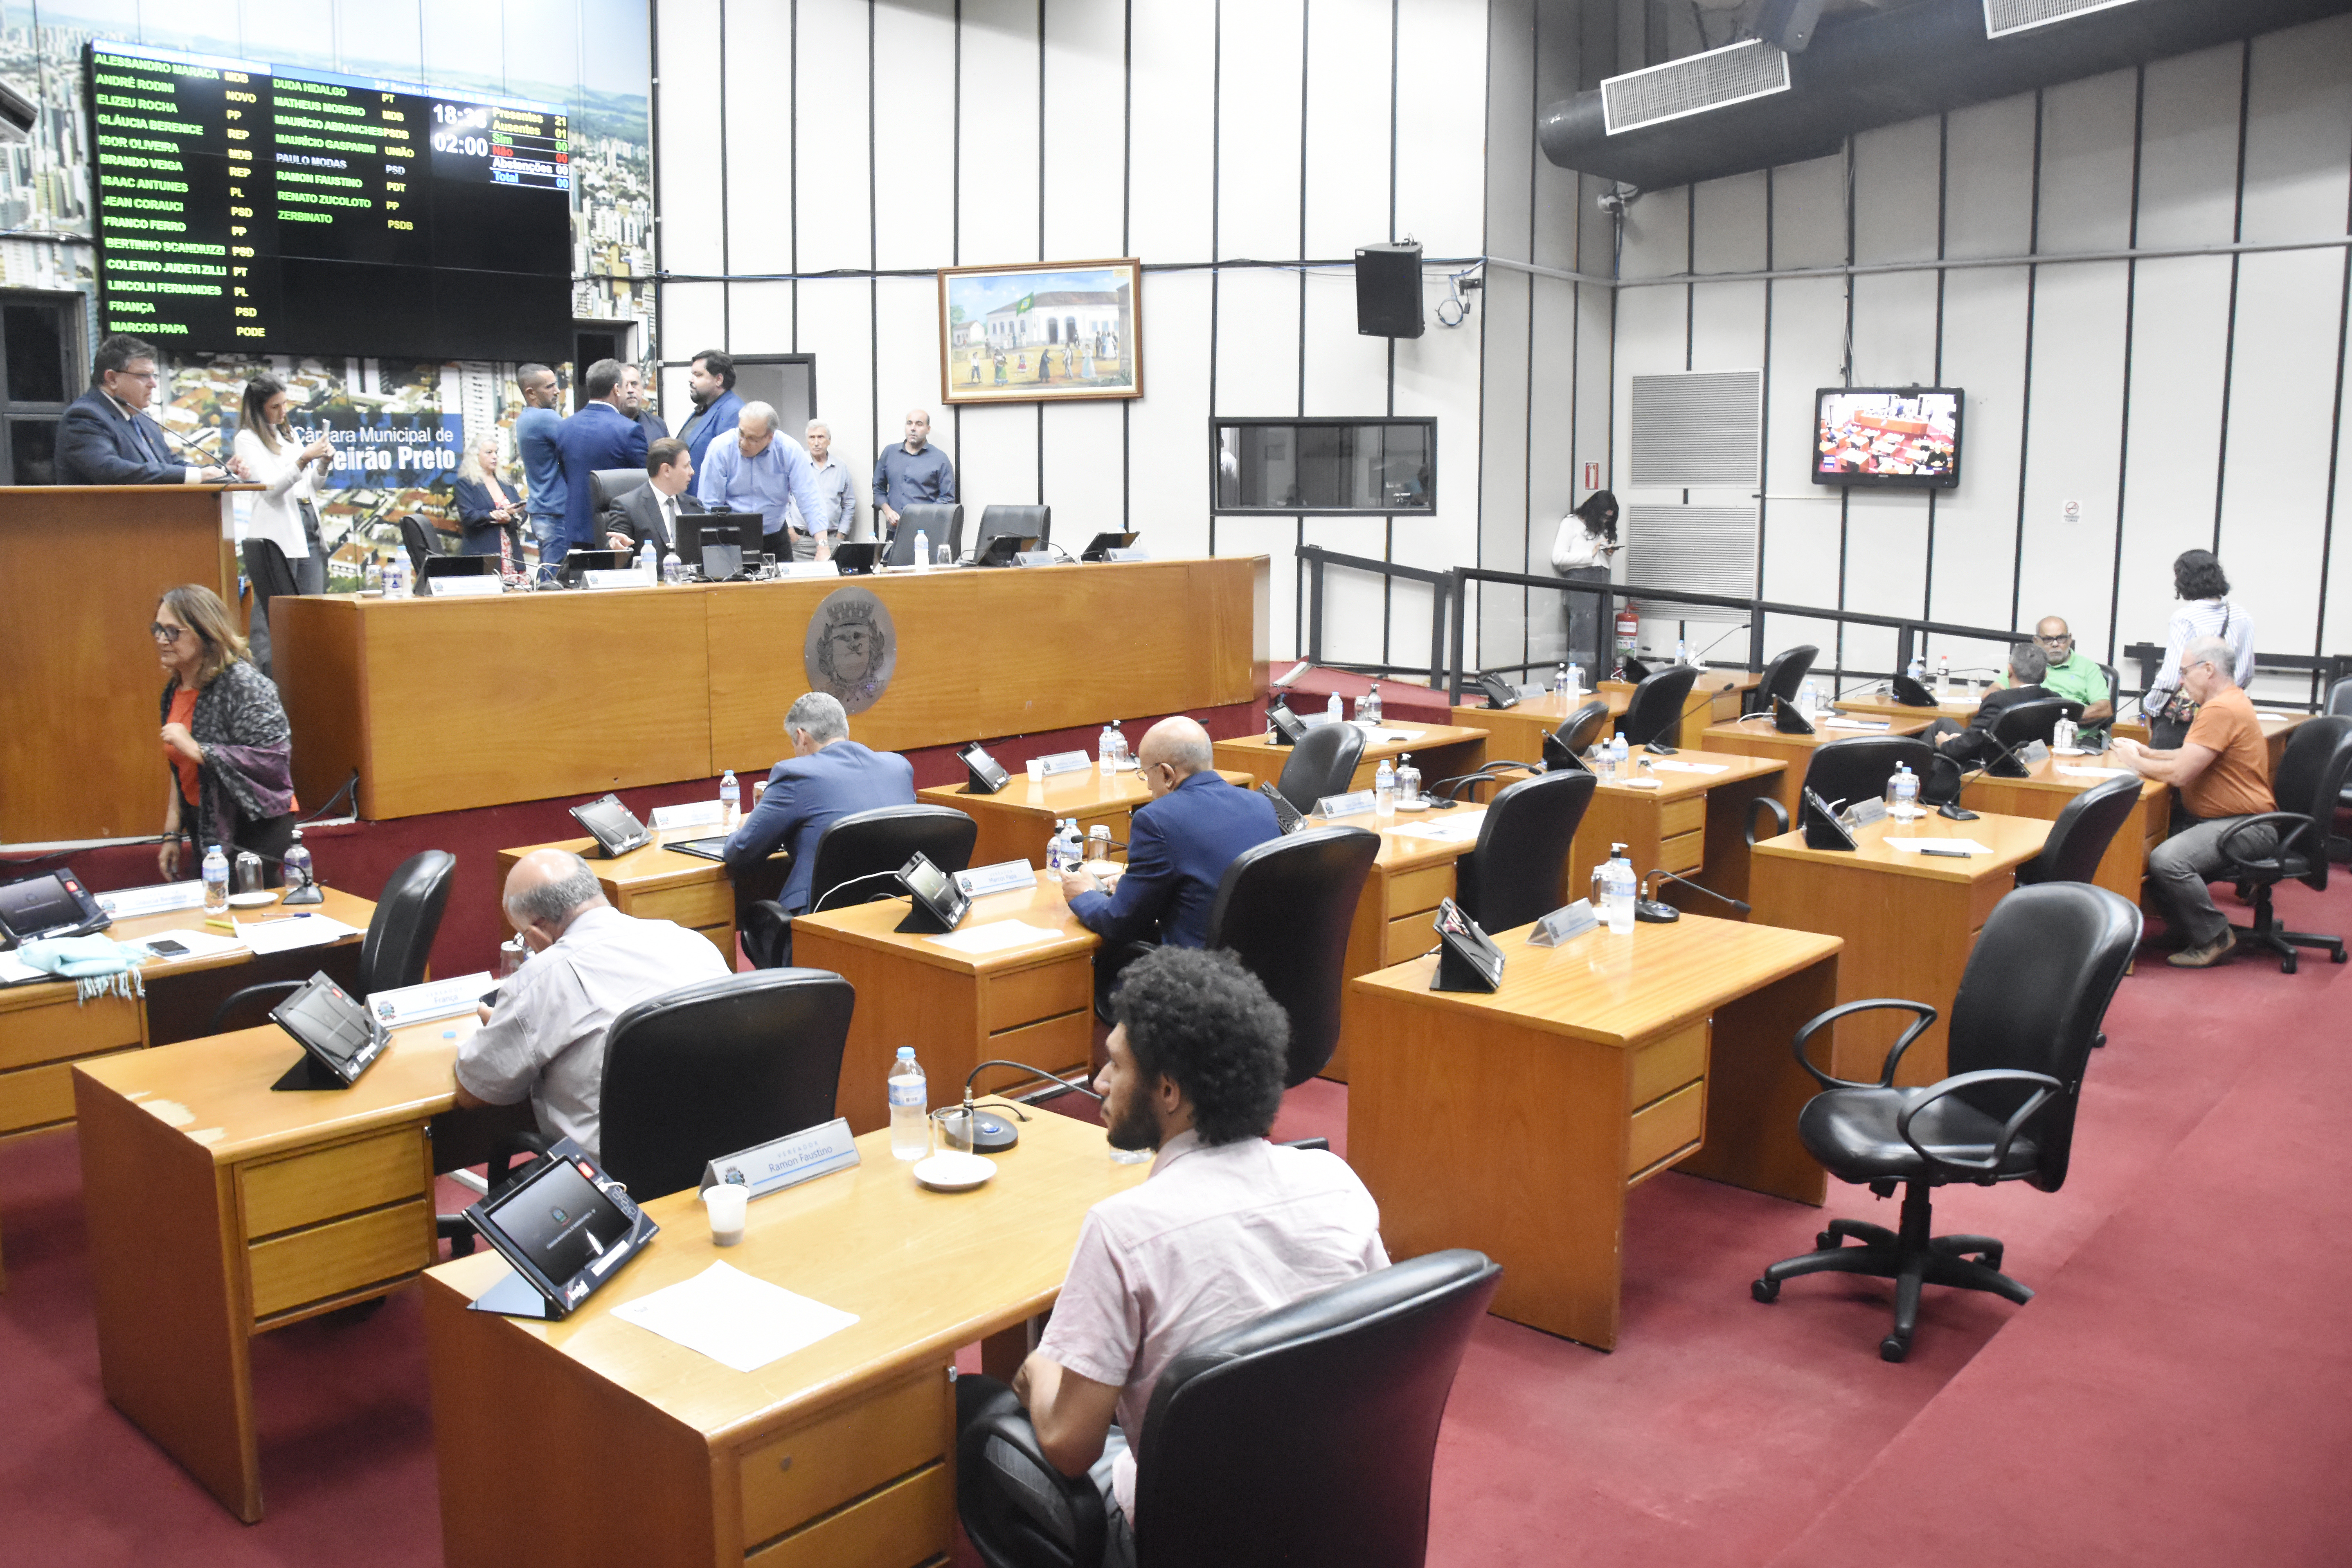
[1612,604,1640,680]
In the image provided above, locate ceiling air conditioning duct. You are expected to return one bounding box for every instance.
[1603,40,1792,136]
[1983,0,2143,40]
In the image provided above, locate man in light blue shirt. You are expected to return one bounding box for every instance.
[696,400,831,558]
[513,363,567,566]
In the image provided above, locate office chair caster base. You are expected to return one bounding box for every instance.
[1751,1277,1780,1303]
[1879,1334,1911,1364]
[1815,1230,1840,1251]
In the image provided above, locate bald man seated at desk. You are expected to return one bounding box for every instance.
[1918,640,2055,766]
[456,848,732,1161]
[722,691,917,916]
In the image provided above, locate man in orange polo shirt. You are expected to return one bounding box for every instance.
[2112,636,2275,968]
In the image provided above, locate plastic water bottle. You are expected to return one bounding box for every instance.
[281,828,313,893]
[1395,754,1420,806]
[888,1047,928,1161]
[912,529,930,573]
[1936,653,1950,696]
[1800,678,1820,718]
[1564,660,1583,699]
[1594,741,1617,785]
[1675,637,1688,666]
[1099,723,1117,775]
[1057,818,1083,872]
[1554,663,1570,699]
[1611,734,1631,774]
[663,547,682,585]
[1326,691,1343,725]
[1374,758,1397,818]
[1906,652,1927,684]
[380,554,406,598]
[202,844,230,913]
[364,554,383,594]
[638,538,658,582]
[1108,720,1129,769]
[719,768,740,828]
[1361,681,1383,725]
[1888,763,1920,820]
[1591,844,1636,935]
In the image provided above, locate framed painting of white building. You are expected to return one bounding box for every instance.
[938,259,1142,405]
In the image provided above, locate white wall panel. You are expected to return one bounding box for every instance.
[1848,271,1938,390]
[1688,282,1763,378]
[2240,16,2352,245]
[1692,172,1767,274]
[1942,95,2037,261]
[1212,270,1303,419]
[1852,116,1941,265]
[1393,0,1489,258]
[793,281,873,515]
[2136,45,2245,249]
[2036,70,2137,253]
[423,0,494,89]
[952,403,1042,532]
[2110,256,2230,660]
[1127,269,1213,560]
[1301,274,1388,415]
[2016,262,2130,659]
[957,0,1042,267]
[1216,0,1306,262]
[1305,0,1395,260]
[873,0,959,270]
[1757,276,1846,665]
[726,0,797,276]
[1770,153,1846,271]
[660,281,727,361]
[1926,268,2030,640]
[1478,265,1531,664]
[872,275,945,523]
[727,281,798,358]
[1042,0,1126,261]
[655,0,725,276]
[791,0,871,274]
[1040,399,1126,535]
[1126,0,1216,261]
[1616,184,1688,281]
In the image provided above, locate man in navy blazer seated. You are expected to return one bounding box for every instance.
[1058,717,1283,952]
[555,358,648,551]
[58,334,241,485]
[723,691,917,916]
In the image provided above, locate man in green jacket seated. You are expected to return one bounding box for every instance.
[2008,616,2113,727]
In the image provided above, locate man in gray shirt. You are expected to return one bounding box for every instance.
[873,408,957,545]
[455,848,730,1161]
[787,419,860,555]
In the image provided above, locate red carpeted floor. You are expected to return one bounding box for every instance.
[4,880,2348,1566]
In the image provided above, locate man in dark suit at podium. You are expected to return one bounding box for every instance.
[58,335,239,485]
[601,438,704,554]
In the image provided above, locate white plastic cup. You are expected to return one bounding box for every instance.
[704,1183,748,1246]
[1025,758,1046,784]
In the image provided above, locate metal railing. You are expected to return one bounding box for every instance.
[1296,545,2348,711]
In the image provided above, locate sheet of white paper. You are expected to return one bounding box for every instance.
[0,952,43,986]
[96,881,206,918]
[927,919,1062,955]
[608,1261,859,1374]
[2255,712,2292,722]
[1644,759,1729,774]
[138,927,249,961]
[1825,718,1891,731]
[1885,838,1996,856]
[1395,812,1485,842]
[1359,726,1427,744]
[237,913,360,956]
[2057,766,2136,779]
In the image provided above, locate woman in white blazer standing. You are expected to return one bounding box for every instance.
[232,374,333,678]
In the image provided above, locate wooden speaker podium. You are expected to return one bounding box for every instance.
[0,486,250,844]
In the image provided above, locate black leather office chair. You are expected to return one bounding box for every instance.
[1454,770,1596,931]
[1799,735,1938,817]
[2329,679,2352,848]
[597,967,855,1200]
[589,466,650,521]
[1751,881,2140,1361]
[1744,644,1819,715]
[1989,696,2085,755]
[1204,827,1380,1085]
[2013,774,2143,887]
[208,849,456,1031]
[397,516,443,576]
[1618,664,1701,749]
[957,1249,1501,1568]
[1274,722,1366,813]
[974,504,1051,559]
[885,502,964,565]
[742,805,980,969]
[2212,715,2352,973]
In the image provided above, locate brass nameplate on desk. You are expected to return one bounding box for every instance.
[1525,900,1599,947]
[699,1116,862,1199]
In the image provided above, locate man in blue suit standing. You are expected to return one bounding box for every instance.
[57,334,240,485]
[676,349,744,472]
[555,358,648,551]
[724,691,918,918]
[1059,717,1283,951]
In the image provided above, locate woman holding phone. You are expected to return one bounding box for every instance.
[233,374,333,677]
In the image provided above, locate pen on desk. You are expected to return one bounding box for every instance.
[1921,847,1972,858]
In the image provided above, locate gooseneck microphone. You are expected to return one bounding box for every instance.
[941,1058,1103,1153]
[1634,868,1752,924]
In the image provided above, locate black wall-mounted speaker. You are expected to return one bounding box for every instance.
[1355,243,1425,339]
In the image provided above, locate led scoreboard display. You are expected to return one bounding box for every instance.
[87,40,572,360]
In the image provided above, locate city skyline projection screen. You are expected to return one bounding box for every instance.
[86,40,572,361]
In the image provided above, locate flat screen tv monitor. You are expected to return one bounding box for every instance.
[1812,388,1963,490]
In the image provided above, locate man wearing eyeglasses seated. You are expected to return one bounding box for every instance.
[1918,640,2055,764]
[2008,616,2113,727]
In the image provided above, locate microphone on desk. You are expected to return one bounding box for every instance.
[143,416,231,474]
[942,1058,1104,1153]
[1635,868,1752,924]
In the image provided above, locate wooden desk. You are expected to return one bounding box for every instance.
[423,1109,1146,1568]
[1212,722,1489,798]
[277,556,1265,819]
[497,835,758,961]
[0,484,254,841]
[1701,713,1937,819]
[1318,806,1489,1083]
[918,767,1256,873]
[1349,914,1842,1349]
[1447,688,1629,763]
[74,1011,472,1521]
[789,874,1098,1135]
[2113,709,2313,774]
[1749,812,2049,1087]
[0,888,374,1143]
[1835,687,1987,724]
[1958,752,2166,902]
